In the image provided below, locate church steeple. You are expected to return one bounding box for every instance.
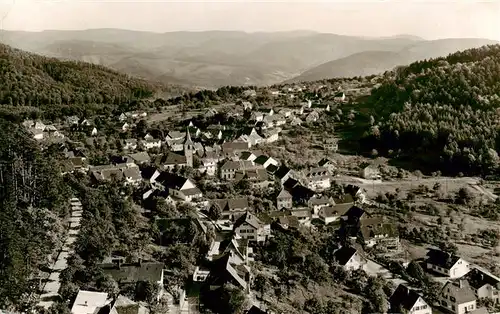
[184,128,194,167]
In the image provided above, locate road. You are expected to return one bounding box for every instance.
[37,198,83,309]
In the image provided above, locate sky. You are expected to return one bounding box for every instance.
[0,0,499,40]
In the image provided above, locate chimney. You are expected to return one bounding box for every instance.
[116,258,122,269]
[138,258,142,266]
[84,301,88,306]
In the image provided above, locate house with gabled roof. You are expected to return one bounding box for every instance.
[157,152,187,171]
[212,198,250,221]
[318,158,337,173]
[205,253,251,293]
[71,290,110,314]
[276,189,293,209]
[220,160,259,180]
[309,196,332,215]
[254,155,279,169]
[305,167,331,191]
[233,212,270,243]
[97,260,165,300]
[439,280,477,314]
[333,246,366,271]
[238,127,264,147]
[318,204,352,225]
[426,249,470,279]
[389,284,432,314]
[360,217,400,250]
[123,139,138,150]
[155,172,202,203]
[274,165,293,184]
[126,152,151,165]
[463,267,500,303]
[108,295,150,314]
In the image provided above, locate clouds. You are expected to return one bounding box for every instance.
[0,0,499,40]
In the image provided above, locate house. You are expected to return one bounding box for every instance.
[220,160,258,180]
[238,128,264,146]
[318,204,352,225]
[67,116,80,126]
[199,153,218,176]
[68,157,89,172]
[121,123,131,132]
[239,151,258,162]
[158,152,187,171]
[286,183,315,206]
[118,113,127,122]
[274,165,293,184]
[155,172,202,202]
[235,168,272,189]
[71,290,110,314]
[439,280,477,314]
[360,164,381,180]
[29,128,44,140]
[123,139,138,150]
[309,196,332,215]
[323,138,338,152]
[122,167,142,185]
[98,259,164,299]
[461,267,500,303]
[205,253,251,293]
[212,198,250,220]
[305,167,331,191]
[126,152,151,165]
[141,137,162,150]
[426,249,470,279]
[109,295,150,314]
[261,128,280,144]
[318,158,337,173]
[334,91,346,102]
[242,101,253,111]
[91,127,98,136]
[251,112,264,122]
[389,284,432,314]
[290,116,303,126]
[222,141,251,157]
[333,246,366,271]
[233,211,271,243]
[254,155,279,169]
[360,218,400,250]
[276,215,300,230]
[276,189,293,209]
[305,110,320,123]
[261,108,274,116]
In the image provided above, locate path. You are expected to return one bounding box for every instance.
[37,198,83,309]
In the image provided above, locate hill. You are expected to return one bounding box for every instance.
[359,44,500,175]
[0,29,425,88]
[0,43,185,117]
[287,38,499,82]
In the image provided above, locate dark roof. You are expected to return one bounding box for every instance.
[274,165,291,179]
[161,152,187,165]
[290,185,315,203]
[343,206,365,221]
[213,198,249,211]
[320,204,352,218]
[233,211,263,230]
[389,284,422,311]
[239,151,254,160]
[206,253,247,289]
[155,172,189,190]
[254,155,269,165]
[141,166,159,181]
[246,305,267,314]
[98,262,164,283]
[463,268,500,290]
[426,248,462,270]
[266,164,278,174]
[283,177,299,190]
[334,246,357,266]
[318,158,335,167]
[333,194,355,204]
[442,280,476,304]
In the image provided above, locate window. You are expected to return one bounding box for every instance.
[451,305,455,311]
[441,300,447,306]
[469,305,474,310]
[414,306,420,310]
[422,305,427,309]
[450,296,456,302]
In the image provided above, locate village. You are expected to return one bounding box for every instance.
[21,82,500,314]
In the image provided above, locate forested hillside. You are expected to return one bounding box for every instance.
[0,44,184,117]
[0,117,69,310]
[362,44,500,175]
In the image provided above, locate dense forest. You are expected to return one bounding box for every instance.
[362,44,500,175]
[0,44,187,119]
[0,117,69,310]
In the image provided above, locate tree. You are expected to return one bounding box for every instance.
[252,274,269,299]
[208,203,222,221]
[456,187,475,205]
[406,260,426,284]
[136,119,148,137]
[224,284,249,314]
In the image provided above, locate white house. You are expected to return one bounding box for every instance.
[462,267,500,304]
[333,246,365,271]
[123,139,138,150]
[141,138,162,150]
[389,284,432,314]
[439,280,477,314]
[305,167,331,191]
[426,249,470,279]
[233,212,271,243]
[71,290,110,314]
[155,172,203,203]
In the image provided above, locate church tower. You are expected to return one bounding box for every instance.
[184,128,194,167]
